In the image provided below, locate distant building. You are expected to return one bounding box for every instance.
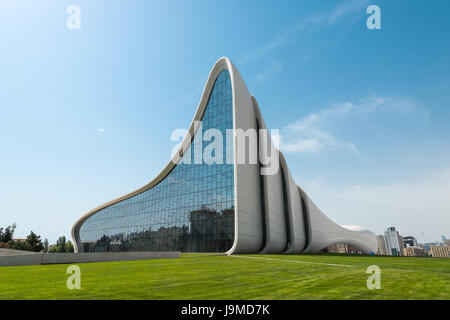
[347,245,362,255]
[439,235,449,246]
[403,236,418,248]
[327,243,348,254]
[430,246,450,258]
[326,243,362,255]
[422,242,440,251]
[403,247,425,257]
[397,235,405,255]
[384,227,404,256]
[377,235,388,255]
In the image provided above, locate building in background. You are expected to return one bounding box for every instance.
[71,57,378,255]
[384,227,404,256]
[442,236,450,246]
[377,235,388,255]
[346,246,363,254]
[403,247,425,257]
[422,242,440,252]
[430,246,450,258]
[326,244,363,254]
[403,236,418,248]
[327,243,348,254]
[397,233,405,255]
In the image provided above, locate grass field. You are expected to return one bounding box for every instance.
[0,254,449,300]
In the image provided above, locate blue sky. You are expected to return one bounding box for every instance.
[0,0,449,244]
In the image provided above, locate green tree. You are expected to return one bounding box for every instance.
[48,236,74,253]
[0,223,16,243]
[43,238,49,253]
[8,240,23,251]
[66,240,74,253]
[48,244,61,252]
[26,231,44,252]
[7,230,44,252]
[56,236,66,252]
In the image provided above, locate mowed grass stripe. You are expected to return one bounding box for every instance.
[0,254,448,300]
[229,255,353,267]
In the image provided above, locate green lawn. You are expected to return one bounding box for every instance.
[0,254,449,300]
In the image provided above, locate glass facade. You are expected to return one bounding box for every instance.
[79,70,235,253]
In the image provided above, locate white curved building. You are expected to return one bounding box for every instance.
[72,57,377,255]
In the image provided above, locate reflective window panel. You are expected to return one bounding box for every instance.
[79,70,234,253]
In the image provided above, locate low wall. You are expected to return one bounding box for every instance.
[0,251,180,267]
[0,254,43,267]
[41,251,180,264]
[0,248,41,256]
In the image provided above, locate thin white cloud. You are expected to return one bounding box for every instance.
[301,167,450,242]
[240,0,370,63]
[327,0,370,25]
[281,138,322,153]
[280,94,428,158]
[97,128,105,133]
[255,61,283,84]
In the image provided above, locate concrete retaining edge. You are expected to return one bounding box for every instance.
[0,251,180,267]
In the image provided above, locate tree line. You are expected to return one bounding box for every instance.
[0,223,74,253]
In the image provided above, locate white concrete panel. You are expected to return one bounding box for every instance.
[303,193,378,254]
[281,159,306,253]
[227,60,264,254]
[260,169,287,253]
[252,97,287,254]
